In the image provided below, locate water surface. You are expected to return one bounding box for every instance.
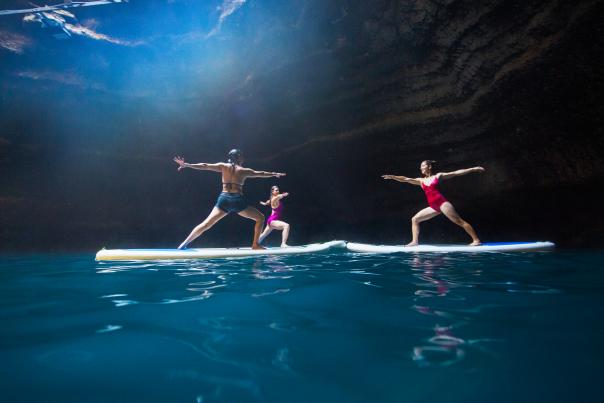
[1,250,603,402]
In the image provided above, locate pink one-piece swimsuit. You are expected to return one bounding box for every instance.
[267,201,284,226]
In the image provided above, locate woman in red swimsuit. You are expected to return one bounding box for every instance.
[382,160,484,246]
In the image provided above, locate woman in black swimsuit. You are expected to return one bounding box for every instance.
[173,149,285,250]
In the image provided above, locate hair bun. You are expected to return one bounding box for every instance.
[227,149,243,164]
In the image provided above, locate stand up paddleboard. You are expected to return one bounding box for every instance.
[346,241,555,253]
[96,240,346,261]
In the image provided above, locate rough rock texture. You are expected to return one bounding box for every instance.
[245,0,604,246]
[1,0,603,249]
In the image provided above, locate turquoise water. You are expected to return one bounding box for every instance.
[1,250,603,403]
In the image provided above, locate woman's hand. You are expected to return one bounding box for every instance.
[174,156,187,171]
[382,174,396,180]
[274,172,286,178]
[260,201,268,206]
[474,166,485,173]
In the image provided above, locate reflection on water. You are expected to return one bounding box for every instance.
[96,254,329,305]
[409,255,474,367]
[1,250,603,402]
[92,251,566,370]
[410,255,466,367]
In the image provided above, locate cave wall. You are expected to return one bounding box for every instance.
[1,0,603,249]
[251,0,604,246]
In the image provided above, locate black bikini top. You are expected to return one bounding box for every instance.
[222,182,243,190]
[223,164,244,191]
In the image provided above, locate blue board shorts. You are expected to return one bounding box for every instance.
[215,192,248,214]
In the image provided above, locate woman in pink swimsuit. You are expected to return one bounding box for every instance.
[258,186,290,247]
[382,160,484,246]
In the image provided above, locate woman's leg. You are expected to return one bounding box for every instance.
[440,202,481,245]
[238,206,266,249]
[258,224,273,244]
[407,207,440,246]
[269,220,290,247]
[178,207,227,249]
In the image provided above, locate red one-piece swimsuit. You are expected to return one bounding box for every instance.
[421,176,448,212]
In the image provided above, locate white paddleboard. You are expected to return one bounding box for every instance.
[346,241,555,253]
[96,240,346,261]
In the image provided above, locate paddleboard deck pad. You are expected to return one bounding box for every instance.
[96,240,346,261]
[346,241,555,253]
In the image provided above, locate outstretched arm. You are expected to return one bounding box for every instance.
[438,166,485,180]
[276,192,289,200]
[244,168,286,178]
[174,156,224,172]
[382,174,421,186]
[260,199,271,206]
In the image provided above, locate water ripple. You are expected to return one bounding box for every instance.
[3,249,604,402]
[90,251,604,373]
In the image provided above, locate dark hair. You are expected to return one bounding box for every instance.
[421,160,437,173]
[227,149,243,165]
[270,185,279,199]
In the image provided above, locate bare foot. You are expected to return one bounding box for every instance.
[405,242,418,247]
[252,244,266,250]
[469,240,481,246]
[177,243,188,250]
[280,243,290,248]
